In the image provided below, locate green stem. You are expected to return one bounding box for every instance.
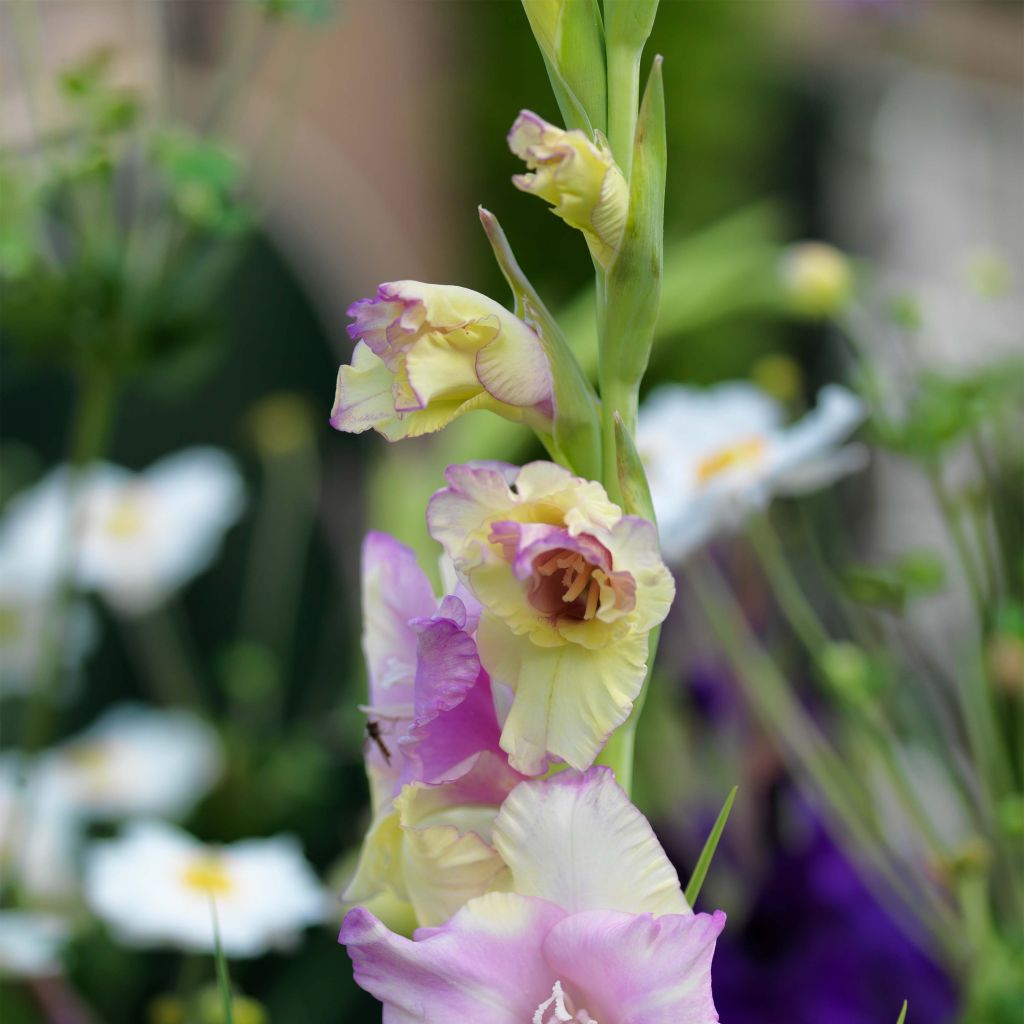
[606,42,640,179]
[597,626,660,796]
[750,516,955,871]
[25,367,118,754]
[747,515,832,658]
[690,555,962,957]
[598,376,635,507]
[924,463,987,629]
[124,606,207,711]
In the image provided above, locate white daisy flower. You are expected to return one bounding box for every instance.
[41,704,223,820]
[638,382,867,562]
[0,448,245,616]
[0,495,97,695]
[86,821,327,958]
[0,755,79,903]
[0,911,70,978]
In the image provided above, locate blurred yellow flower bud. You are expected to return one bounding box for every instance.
[780,242,853,318]
[508,111,628,267]
[752,353,804,405]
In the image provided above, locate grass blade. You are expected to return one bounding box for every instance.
[684,785,738,907]
[896,1000,908,1024]
[210,899,234,1024]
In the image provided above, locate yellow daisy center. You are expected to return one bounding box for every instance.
[66,743,111,787]
[695,437,765,483]
[181,854,234,897]
[105,495,146,538]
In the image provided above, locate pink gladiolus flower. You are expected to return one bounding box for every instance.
[342,767,724,1022]
[345,533,527,928]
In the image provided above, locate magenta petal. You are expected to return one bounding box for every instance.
[361,532,437,705]
[340,895,564,1022]
[402,610,514,788]
[543,909,725,1024]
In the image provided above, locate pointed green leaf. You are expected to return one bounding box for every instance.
[684,785,738,907]
[479,208,602,479]
[601,56,665,425]
[614,412,654,520]
[896,1000,908,1024]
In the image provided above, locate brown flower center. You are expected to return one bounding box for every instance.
[529,548,602,622]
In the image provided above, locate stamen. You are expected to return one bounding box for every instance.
[562,562,593,603]
[584,578,600,620]
[536,551,566,576]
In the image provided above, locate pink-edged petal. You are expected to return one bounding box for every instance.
[493,767,690,916]
[544,909,725,1024]
[604,516,676,633]
[361,532,437,702]
[479,617,647,775]
[426,462,519,568]
[474,319,552,408]
[340,894,564,1023]
[330,342,398,434]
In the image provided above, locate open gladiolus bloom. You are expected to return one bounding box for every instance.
[342,769,724,1022]
[428,461,674,775]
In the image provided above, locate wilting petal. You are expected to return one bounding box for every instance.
[493,767,690,916]
[341,894,564,1023]
[543,909,725,1024]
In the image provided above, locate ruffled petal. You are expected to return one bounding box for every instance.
[340,894,564,1022]
[330,341,398,434]
[478,615,647,774]
[493,767,690,916]
[543,909,725,1024]
[361,532,437,702]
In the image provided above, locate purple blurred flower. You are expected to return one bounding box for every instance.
[712,804,958,1024]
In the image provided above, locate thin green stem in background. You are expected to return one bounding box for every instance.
[688,555,963,960]
[924,463,988,629]
[124,605,207,711]
[25,366,119,754]
[747,514,832,658]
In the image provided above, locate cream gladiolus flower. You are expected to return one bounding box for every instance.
[428,462,674,775]
[508,111,628,266]
[331,282,553,442]
[86,821,326,957]
[343,534,523,930]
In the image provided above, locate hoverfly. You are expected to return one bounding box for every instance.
[365,719,392,764]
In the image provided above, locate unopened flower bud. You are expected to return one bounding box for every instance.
[780,242,853,318]
[508,111,628,267]
[332,282,553,441]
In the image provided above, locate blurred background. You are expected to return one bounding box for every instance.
[1,0,1021,1021]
